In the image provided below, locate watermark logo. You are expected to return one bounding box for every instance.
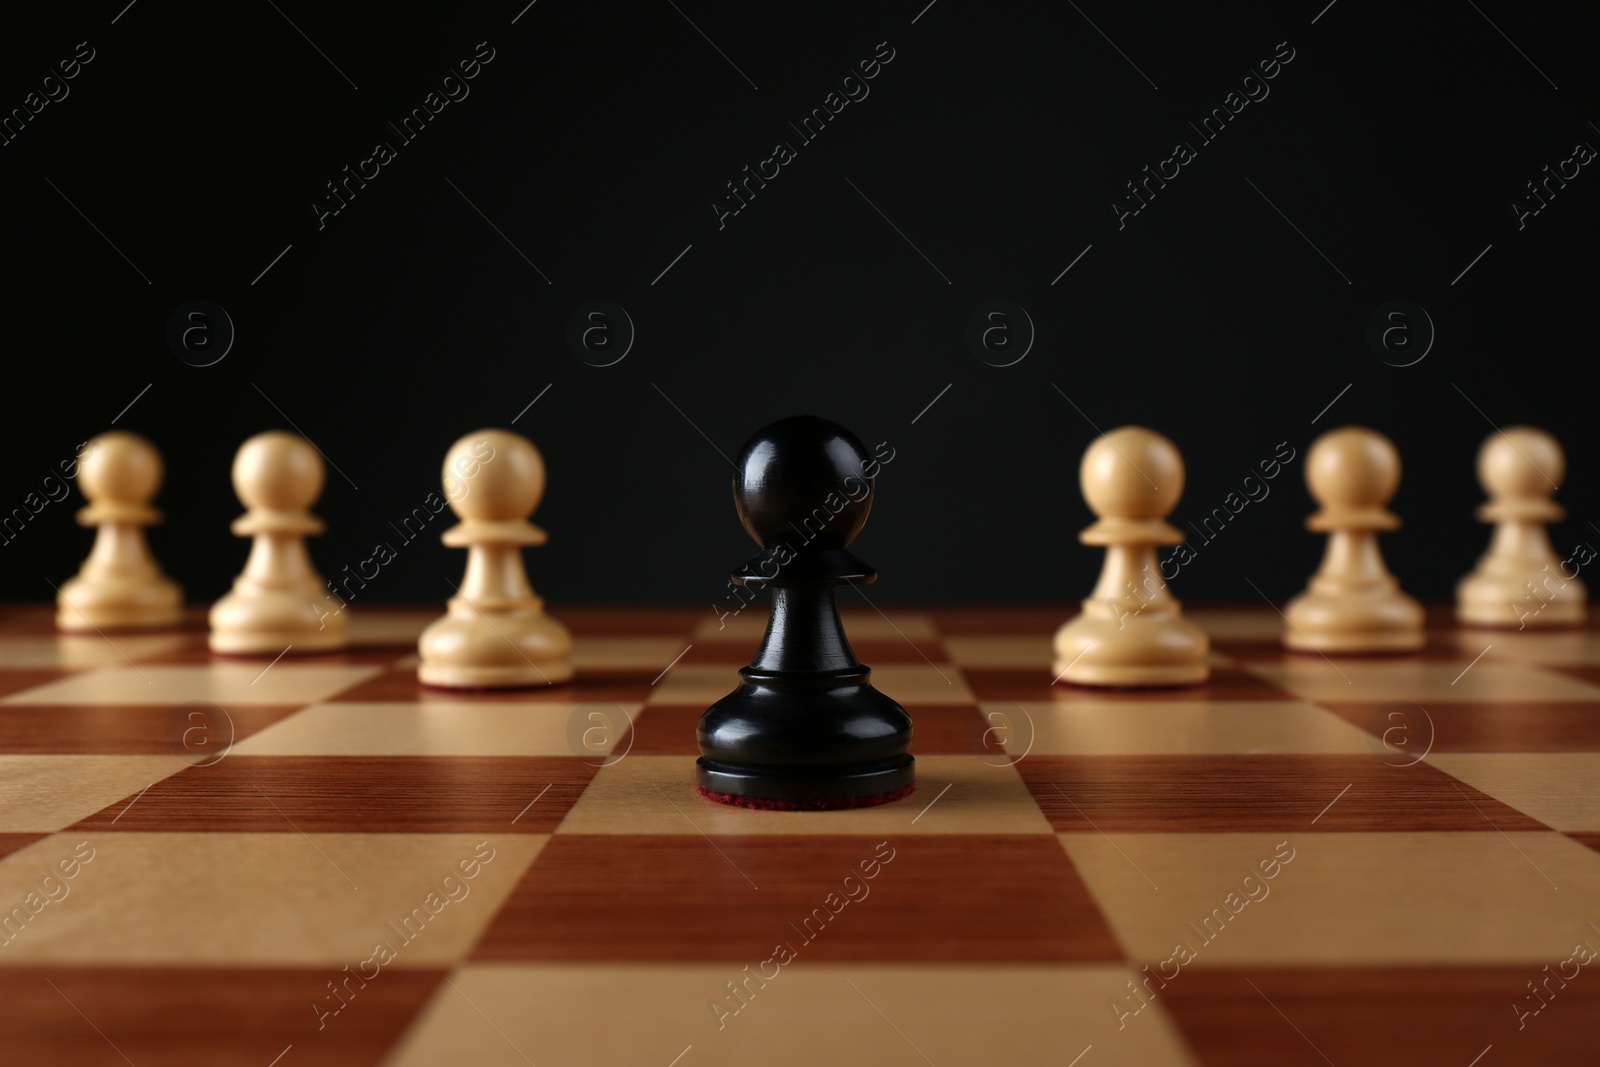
[1365,702,1434,768]
[313,840,497,1030]
[168,700,234,767]
[567,300,634,367]
[1366,300,1433,367]
[1159,439,1298,585]
[565,703,634,767]
[167,300,235,367]
[1111,840,1297,1031]
[0,41,96,149]
[1511,137,1595,231]
[0,840,96,950]
[1111,41,1296,229]
[967,300,1034,367]
[312,42,497,231]
[1514,930,1598,1030]
[979,706,1034,767]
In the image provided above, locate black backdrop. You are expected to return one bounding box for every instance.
[2,0,1596,612]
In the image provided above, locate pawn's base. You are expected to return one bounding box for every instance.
[697,781,915,811]
[209,579,346,654]
[1457,570,1587,629]
[209,627,347,656]
[417,606,572,690]
[1052,661,1210,687]
[695,755,915,809]
[1284,585,1424,654]
[56,573,182,634]
[57,602,183,634]
[1284,628,1425,654]
[417,662,574,689]
[1053,608,1210,688]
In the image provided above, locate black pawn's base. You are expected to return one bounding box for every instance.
[696,663,916,810]
[696,779,915,811]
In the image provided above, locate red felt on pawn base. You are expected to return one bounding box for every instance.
[695,782,916,811]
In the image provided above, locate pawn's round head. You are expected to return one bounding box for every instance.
[1305,426,1400,508]
[1477,426,1563,500]
[733,416,874,549]
[442,429,544,521]
[232,431,325,512]
[78,431,163,506]
[1080,427,1184,520]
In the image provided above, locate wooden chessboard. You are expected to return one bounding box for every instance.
[1,602,1597,1065]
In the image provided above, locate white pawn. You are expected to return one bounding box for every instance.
[209,431,346,654]
[1284,427,1423,653]
[417,429,573,688]
[1457,427,1586,628]
[1054,427,1209,687]
[56,431,183,632]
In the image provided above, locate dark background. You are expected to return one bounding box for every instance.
[1,0,1595,611]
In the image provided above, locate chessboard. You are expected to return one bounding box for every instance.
[1,602,1597,1066]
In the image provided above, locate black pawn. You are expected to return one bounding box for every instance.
[696,416,915,809]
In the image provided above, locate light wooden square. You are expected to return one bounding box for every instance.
[0,755,184,832]
[556,756,1050,836]
[0,832,544,966]
[869,664,973,704]
[345,611,434,646]
[1061,830,1600,964]
[232,701,643,757]
[1245,660,1600,703]
[386,963,1195,1067]
[1456,629,1600,666]
[573,636,690,672]
[0,664,382,706]
[1427,753,1600,832]
[944,636,1051,668]
[1188,608,1286,641]
[0,634,188,670]
[649,665,743,705]
[992,700,1376,756]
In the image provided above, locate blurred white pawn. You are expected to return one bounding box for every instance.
[209,431,346,654]
[417,429,572,688]
[56,431,183,632]
[1284,427,1423,653]
[1457,426,1586,628]
[1053,426,1209,687]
